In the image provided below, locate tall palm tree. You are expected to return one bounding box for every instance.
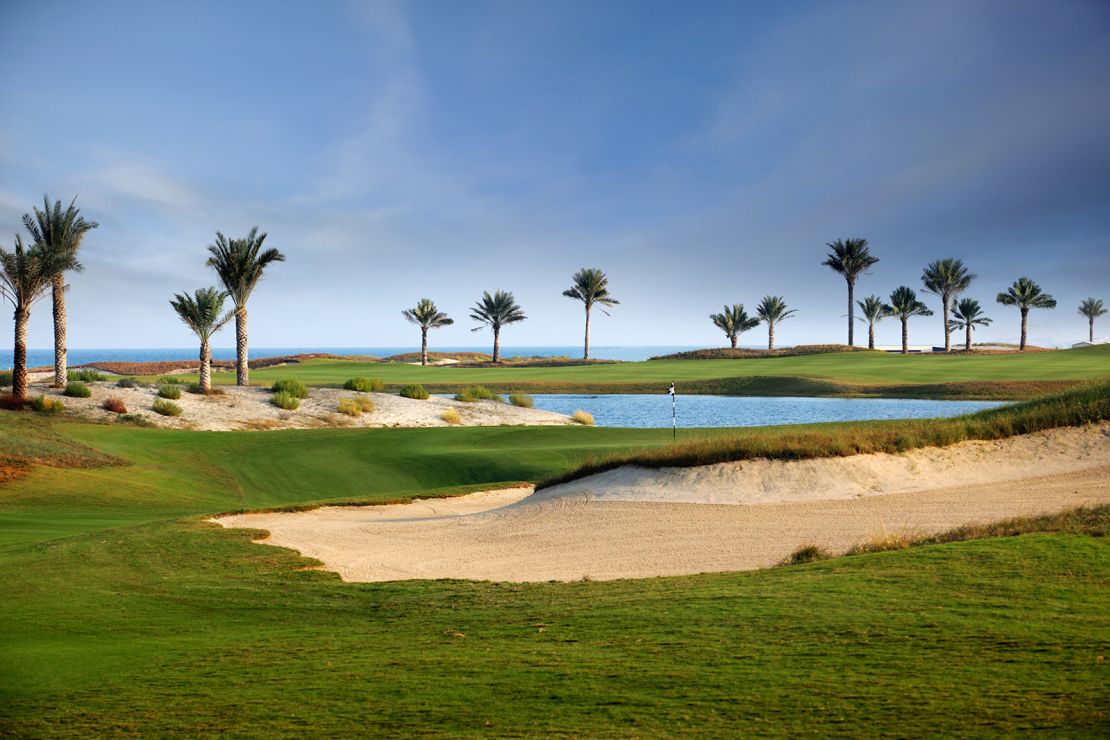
[470,290,525,363]
[949,298,992,352]
[709,304,760,349]
[562,268,619,360]
[169,288,234,394]
[856,295,892,350]
[21,195,98,386]
[888,286,933,355]
[921,258,975,352]
[822,238,878,347]
[755,295,796,351]
[996,277,1056,351]
[403,298,454,366]
[1,236,61,401]
[206,227,285,385]
[1078,298,1106,343]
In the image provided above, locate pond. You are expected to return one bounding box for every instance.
[523,394,1007,429]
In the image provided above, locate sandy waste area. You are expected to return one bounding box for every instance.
[24,379,571,430]
[215,423,1110,582]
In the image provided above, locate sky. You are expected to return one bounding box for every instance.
[1,0,1109,352]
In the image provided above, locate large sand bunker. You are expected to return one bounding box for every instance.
[215,424,1110,582]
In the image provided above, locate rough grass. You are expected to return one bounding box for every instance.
[782,544,832,565]
[152,399,182,417]
[68,369,108,382]
[158,384,182,399]
[270,378,309,398]
[440,409,462,425]
[343,377,385,393]
[30,395,64,414]
[63,381,91,398]
[537,378,1110,489]
[508,392,534,408]
[271,391,300,410]
[652,344,875,360]
[454,385,501,402]
[116,377,139,388]
[336,398,362,417]
[400,383,429,400]
[571,409,595,425]
[0,413,122,469]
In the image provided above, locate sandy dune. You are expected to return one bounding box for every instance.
[25,381,570,431]
[215,423,1110,582]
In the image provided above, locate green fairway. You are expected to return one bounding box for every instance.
[183,345,1110,398]
[1,413,1107,734]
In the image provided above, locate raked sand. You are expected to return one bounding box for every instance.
[214,423,1110,582]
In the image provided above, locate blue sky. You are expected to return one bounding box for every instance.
[2,0,1108,351]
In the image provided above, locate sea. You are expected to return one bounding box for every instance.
[6,346,703,370]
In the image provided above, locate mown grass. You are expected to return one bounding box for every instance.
[538,378,1110,488]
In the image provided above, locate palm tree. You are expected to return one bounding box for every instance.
[470,290,525,363]
[822,238,878,347]
[921,258,975,352]
[403,299,454,366]
[996,277,1056,351]
[888,286,933,354]
[856,295,892,350]
[709,304,760,349]
[562,268,619,360]
[1,236,61,401]
[206,227,285,385]
[755,295,796,351]
[169,288,234,393]
[1078,298,1106,343]
[21,195,98,386]
[949,298,992,352]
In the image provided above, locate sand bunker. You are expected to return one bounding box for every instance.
[215,423,1110,582]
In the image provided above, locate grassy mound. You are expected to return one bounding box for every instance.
[651,344,875,360]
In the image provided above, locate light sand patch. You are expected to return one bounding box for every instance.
[214,424,1110,582]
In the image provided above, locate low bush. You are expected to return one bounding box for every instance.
[116,377,139,388]
[400,383,429,400]
[508,393,534,408]
[102,398,128,414]
[272,391,300,410]
[0,393,23,410]
[454,385,501,403]
[337,398,363,417]
[63,382,91,398]
[344,377,384,393]
[0,370,12,388]
[158,385,182,400]
[31,395,64,414]
[186,384,225,396]
[152,399,182,417]
[440,409,462,425]
[782,544,832,566]
[271,379,309,398]
[571,409,594,426]
[355,395,374,412]
[68,369,107,382]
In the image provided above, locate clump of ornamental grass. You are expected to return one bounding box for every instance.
[508,393,534,408]
[781,544,832,566]
[271,379,309,399]
[31,395,64,414]
[116,377,139,388]
[355,395,374,412]
[271,391,300,410]
[400,383,429,400]
[571,409,594,426]
[68,369,107,382]
[152,399,182,417]
[454,385,501,403]
[845,529,921,556]
[344,377,384,393]
[63,382,91,398]
[336,398,370,417]
[440,409,462,425]
[158,384,182,400]
[102,398,127,414]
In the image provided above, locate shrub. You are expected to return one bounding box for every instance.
[845,530,917,556]
[0,393,23,410]
[400,383,429,400]
[508,393,534,408]
[782,544,832,566]
[152,399,182,416]
[344,377,385,393]
[102,398,128,414]
[0,370,12,388]
[116,377,138,388]
[271,379,309,398]
[272,391,300,410]
[31,395,63,414]
[440,409,462,425]
[454,385,501,403]
[158,384,182,400]
[64,382,91,398]
[68,369,107,382]
[337,398,363,417]
[571,409,594,426]
[355,395,374,412]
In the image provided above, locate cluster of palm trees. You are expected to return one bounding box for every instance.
[708,296,797,350]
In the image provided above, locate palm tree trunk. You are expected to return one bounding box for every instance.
[965,324,972,352]
[1019,308,1028,351]
[768,322,775,351]
[583,306,591,360]
[235,308,249,385]
[942,296,951,352]
[868,323,875,350]
[730,334,738,349]
[901,317,909,354]
[13,306,30,402]
[51,274,67,387]
[1091,317,1095,343]
[492,326,501,363]
[847,279,855,347]
[199,338,211,394]
[421,328,428,367]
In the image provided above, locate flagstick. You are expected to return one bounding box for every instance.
[670,382,676,442]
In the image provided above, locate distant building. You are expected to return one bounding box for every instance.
[1072,339,1109,348]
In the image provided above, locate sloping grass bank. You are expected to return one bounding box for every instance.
[537,378,1110,489]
